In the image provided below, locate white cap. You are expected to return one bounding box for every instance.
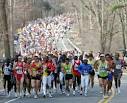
[100,54,105,57]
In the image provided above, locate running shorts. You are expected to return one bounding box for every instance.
[31,74,41,80]
[98,75,108,79]
[65,74,73,80]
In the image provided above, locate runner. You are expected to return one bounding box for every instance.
[62,58,73,96]
[105,54,115,95]
[113,52,124,94]
[72,56,81,96]
[51,55,58,93]
[30,56,42,99]
[59,57,66,94]
[13,56,24,97]
[94,54,108,98]
[23,57,31,97]
[42,56,55,98]
[2,58,12,97]
[88,53,95,88]
[78,58,92,96]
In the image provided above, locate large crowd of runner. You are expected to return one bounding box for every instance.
[17,13,74,55]
[1,51,127,99]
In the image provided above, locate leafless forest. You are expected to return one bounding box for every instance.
[0,0,127,58]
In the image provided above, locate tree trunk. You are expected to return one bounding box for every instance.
[8,0,14,58]
[121,22,126,50]
[119,13,126,50]
[0,0,11,58]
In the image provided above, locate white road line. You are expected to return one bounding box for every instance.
[4,97,20,103]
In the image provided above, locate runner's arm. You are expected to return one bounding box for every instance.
[94,60,99,72]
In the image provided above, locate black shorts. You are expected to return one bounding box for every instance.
[31,75,41,80]
[53,73,58,80]
[65,74,73,80]
[98,75,108,79]
[4,75,11,81]
[89,70,95,76]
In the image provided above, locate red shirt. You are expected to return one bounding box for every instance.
[72,60,81,77]
[47,61,56,72]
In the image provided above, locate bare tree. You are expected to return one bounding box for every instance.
[79,0,119,53]
[112,0,127,50]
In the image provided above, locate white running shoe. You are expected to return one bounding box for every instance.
[27,94,31,98]
[80,91,83,95]
[7,92,11,97]
[109,89,112,94]
[73,91,76,96]
[4,89,7,95]
[15,93,18,98]
[103,95,108,99]
[62,91,65,94]
[84,93,87,97]
[53,88,57,93]
[34,95,38,99]
[49,93,53,98]
[75,87,78,91]
[118,87,120,94]
[100,91,103,94]
[66,93,70,96]
[26,91,29,96]
[17,93,20,97]
[20,92,23,98]
[115,89,118,95]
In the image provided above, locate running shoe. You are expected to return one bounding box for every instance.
[49,93,53,98]
[34,95,38,99]
[15,93,18,98]
[73,91,76,96]
[84,93,87,97]
[80,91,83,95]
[103,95,108,99]
[66,93,70,96]
[118,87,120,94]
[7,92,11,97]
[43,95,46,98]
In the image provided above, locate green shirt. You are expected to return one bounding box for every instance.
[98,61,108,77]
[64,64,72,74]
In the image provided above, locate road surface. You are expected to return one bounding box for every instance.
[0,74,127,103]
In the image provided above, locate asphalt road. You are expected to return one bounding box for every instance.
[0,84,102,103]
[1,74,127,103]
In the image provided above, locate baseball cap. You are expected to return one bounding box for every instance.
[100,54,105,57]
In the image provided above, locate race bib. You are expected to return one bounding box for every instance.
[4,67,11,75]
[4,67,9,72]
[66,69,71,74]
[74,64,79,70]
[100,67,106,72]
[83,70,88,75]
[116,64,121,70]
[99,67,108,77]
[16,67,23,74]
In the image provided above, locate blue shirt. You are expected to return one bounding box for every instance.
[78,64,92,75]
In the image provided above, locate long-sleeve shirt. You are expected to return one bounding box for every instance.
[78,64,92,75]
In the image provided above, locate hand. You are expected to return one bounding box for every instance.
[81,73,84,76]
